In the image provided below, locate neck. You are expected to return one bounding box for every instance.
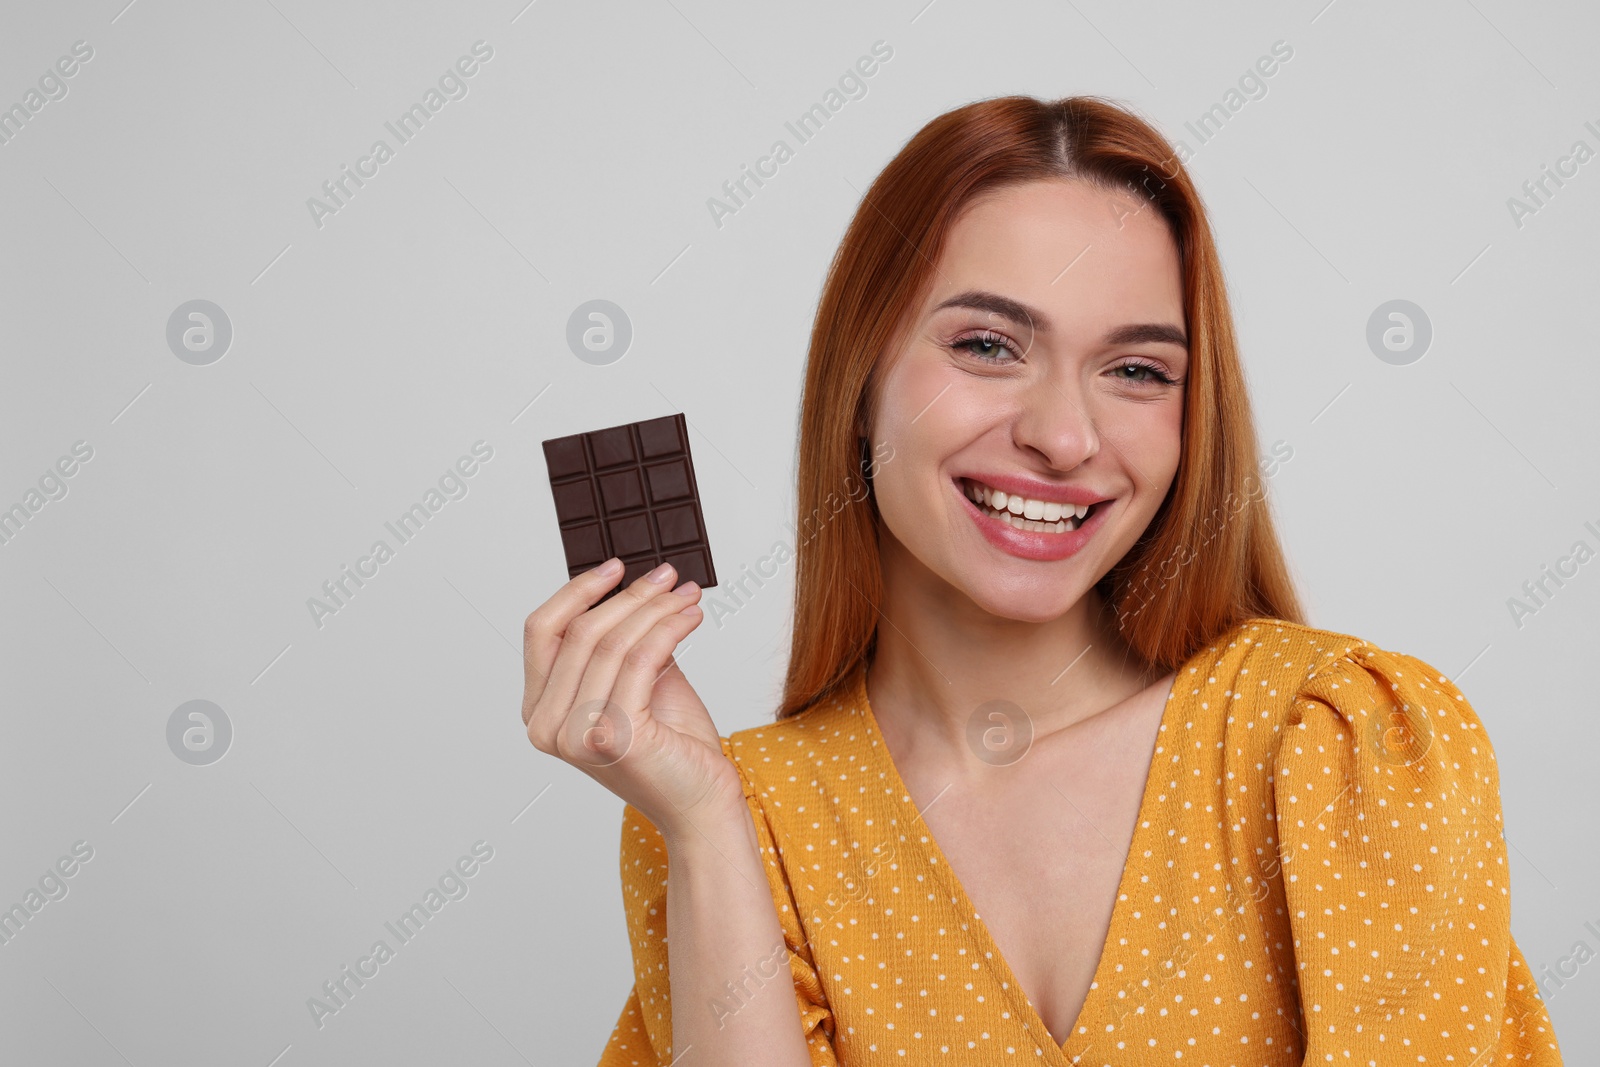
[864,541,1164,768]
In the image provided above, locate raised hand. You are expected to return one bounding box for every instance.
[522,557,744,838]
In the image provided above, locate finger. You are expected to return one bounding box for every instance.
[604,584,703,720]
[564,587,704,769]
[566,580,702,745]
[528,563,683,747]
[574,577,703,707]
[522,558,624,724]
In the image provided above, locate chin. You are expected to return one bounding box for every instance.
[958,579,1086,625]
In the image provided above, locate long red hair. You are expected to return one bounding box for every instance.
[777,94,1304,720]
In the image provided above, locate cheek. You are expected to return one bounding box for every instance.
[1101,400,1183,490]
[873,416,947,509]
[871,368,995,522]
[874,356,989,461]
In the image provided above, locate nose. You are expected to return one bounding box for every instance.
[1011,372,1100,472]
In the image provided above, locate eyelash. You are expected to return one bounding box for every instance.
[948,331,1180,386]
[1110,358,1180,386]
[951,330,1022,364]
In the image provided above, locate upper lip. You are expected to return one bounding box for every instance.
[955,473,1110,508]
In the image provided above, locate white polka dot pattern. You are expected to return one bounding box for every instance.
[596,618,1564,1066]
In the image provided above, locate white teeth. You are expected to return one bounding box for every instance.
[961,478,1088,534]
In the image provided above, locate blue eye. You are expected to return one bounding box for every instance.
[951,330,1021,364]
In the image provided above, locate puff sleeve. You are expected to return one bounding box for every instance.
[596,738,837,1066]
[1274,643,1563,1064]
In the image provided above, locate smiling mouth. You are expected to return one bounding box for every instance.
[958,478,1100,534]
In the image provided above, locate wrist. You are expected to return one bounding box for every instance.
[659,799,757,856]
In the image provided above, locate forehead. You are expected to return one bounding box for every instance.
[932,178,1183,329]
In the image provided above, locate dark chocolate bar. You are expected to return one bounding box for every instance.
[542,413,717,603]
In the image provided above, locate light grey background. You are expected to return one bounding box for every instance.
[2,0,1596,1063]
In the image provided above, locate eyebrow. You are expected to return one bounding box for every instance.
[930,289,1188,350]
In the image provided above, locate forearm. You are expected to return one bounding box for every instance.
[661,807,816,1067]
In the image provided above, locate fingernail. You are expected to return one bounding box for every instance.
[595,557,622,577]
[646,562,675,584]
[672,580,700,596]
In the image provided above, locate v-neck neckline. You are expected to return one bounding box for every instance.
[847,656,1198,1063]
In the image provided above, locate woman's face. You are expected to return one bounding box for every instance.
[867,177,1188,624]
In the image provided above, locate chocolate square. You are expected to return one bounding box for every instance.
[645,459,693,504]
[607,513,655,557]
[638,418,683,458]
[542,413,718,603]
[654,503,701,548]
[590,427,637,469]
[551,479,597,522]
[543,436,590,479]
[664,550,714,587]
[559,523,607,568]
[597,468,645,512]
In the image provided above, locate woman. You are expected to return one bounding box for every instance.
[524,96,1564,1065]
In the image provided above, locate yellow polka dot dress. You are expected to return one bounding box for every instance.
[597,618,1564,1065]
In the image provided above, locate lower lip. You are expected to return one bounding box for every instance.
[955,479,1111,562]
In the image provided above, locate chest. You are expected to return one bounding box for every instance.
[771,678,1311,1063]
[909,721,1156,1046]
